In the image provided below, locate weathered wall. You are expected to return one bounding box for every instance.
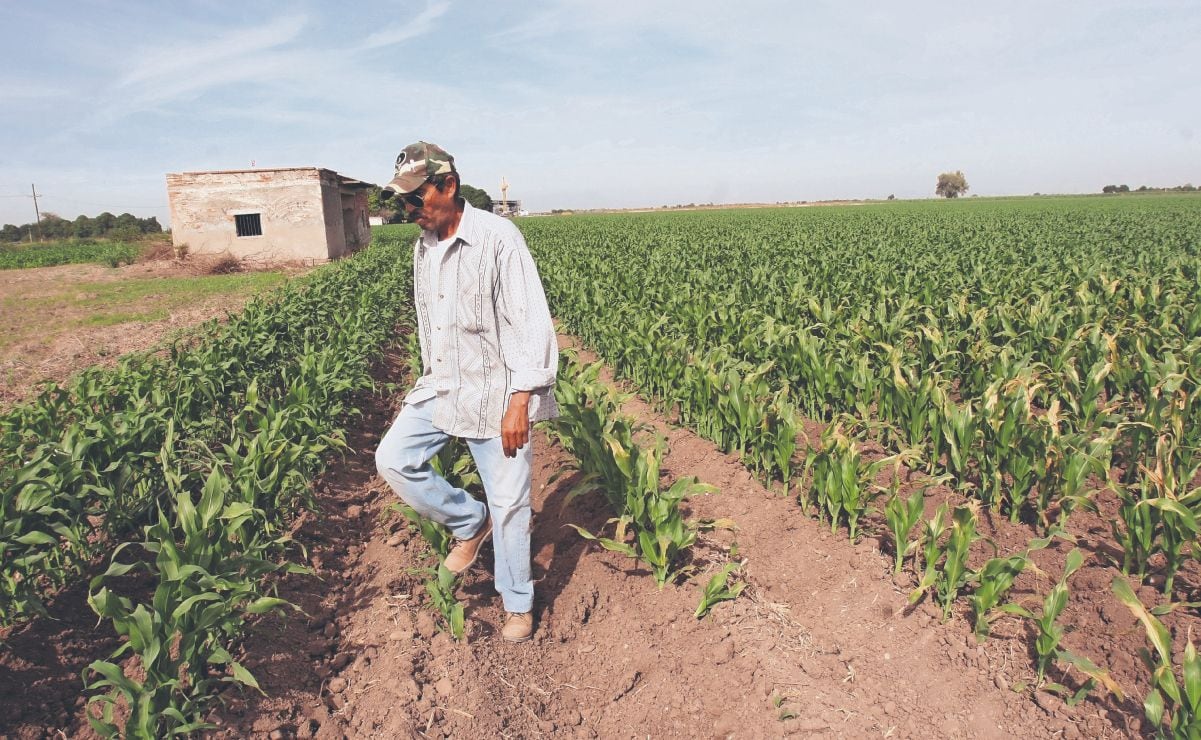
[343,189,371,253]
[319,172,348,259]
[166,169,331,262]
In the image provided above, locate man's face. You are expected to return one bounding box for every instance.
[403,175,458,236]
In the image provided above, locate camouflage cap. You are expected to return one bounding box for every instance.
[383,141,456,195]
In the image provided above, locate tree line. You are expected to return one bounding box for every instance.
[1,211,163,243]
[1102,183,1197,194]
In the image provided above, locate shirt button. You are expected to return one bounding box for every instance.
[439,294,444,299]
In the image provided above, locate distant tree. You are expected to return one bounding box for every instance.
[935,171,969,199]
[1118,184,1130,192]
[460,183,493,212]
[365,185,386,214]
[73,214,95,238]
[1102,185,1118,194]
[1,224,19,242]
[887,194,895,200]
[38,212,71,240]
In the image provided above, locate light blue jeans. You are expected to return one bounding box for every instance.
[375,396,533,613]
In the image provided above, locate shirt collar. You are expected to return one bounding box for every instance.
[421,200,477,249]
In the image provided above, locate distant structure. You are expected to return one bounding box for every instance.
[166,167,373,263]
[492,176,523,217]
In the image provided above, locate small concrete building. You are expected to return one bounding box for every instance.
[166,167,373,263]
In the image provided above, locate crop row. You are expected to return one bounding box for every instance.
[524,197,1201,592]
[520,197,1201,732]
[1,228,417,735]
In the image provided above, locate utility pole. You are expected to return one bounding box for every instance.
[30,183,42,242]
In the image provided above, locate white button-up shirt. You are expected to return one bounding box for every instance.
[405,201,558,438]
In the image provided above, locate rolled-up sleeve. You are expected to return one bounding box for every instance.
[495,233,558,394]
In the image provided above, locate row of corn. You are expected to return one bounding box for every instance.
[548,350,715,588]
[521,197,1201,734]
[1,228,418,735]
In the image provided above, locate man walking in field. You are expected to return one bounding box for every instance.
[374,141,558,642]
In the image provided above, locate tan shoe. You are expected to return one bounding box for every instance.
[502,612,534,643]
[443,512,491,574]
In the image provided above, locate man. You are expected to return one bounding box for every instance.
[374,141,557,643]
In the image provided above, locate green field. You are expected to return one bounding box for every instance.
[5,196,1201,734]
[0,238,144,270]
[0,229,417,734]
[516,194,1201,568]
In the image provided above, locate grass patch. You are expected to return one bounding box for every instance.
[0,271,291,353]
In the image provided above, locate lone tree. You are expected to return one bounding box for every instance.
[459,183,494,212]
[935,171,969,199]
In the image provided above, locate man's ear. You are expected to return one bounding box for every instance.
[440,173,459,194]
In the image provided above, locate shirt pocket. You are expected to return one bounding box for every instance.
[456,288,486,334]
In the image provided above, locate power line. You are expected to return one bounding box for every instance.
[38,196,169,209]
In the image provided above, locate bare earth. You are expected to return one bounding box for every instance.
[0,331,1183,737]
[0,260,290,409]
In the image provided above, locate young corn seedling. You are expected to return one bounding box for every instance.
[392,503,466,640]
[803,416,919,542]
[1040,427,1116,532]
[885,484,925,577]
[1003,549,1121,703]
[556,354,713,588]
[1113,575,1200,736]
[936,504,982,621]
[909,502,949,606]
[968,531,1060,641]
[940,397,978,489]
[695,561,746,619]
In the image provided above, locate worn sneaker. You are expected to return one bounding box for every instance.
[502,612,534,643]
[443,512,492,574]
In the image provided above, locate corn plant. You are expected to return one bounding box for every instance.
[1113,575,1201,737]
[569,434,713,588]
[1000,549,1120,704]
[968,531,1060,641]
[555,352,714,587]
[391,503,465,640]
[695,561,746,619]
[884,485,925,576]
[802,416,918,541]
[910,502,949,605]
[935,505,982,621]
[86,467,302,737]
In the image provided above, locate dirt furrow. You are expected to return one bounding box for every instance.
[0,331,1145,738]
[214,336,1133,739]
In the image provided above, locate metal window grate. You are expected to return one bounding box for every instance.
[235,213,262,237]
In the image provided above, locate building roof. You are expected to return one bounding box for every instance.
[170,167,375,188]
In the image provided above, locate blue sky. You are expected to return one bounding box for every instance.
[1,1,1198,227]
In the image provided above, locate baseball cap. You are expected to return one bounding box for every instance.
[383,141,456,195]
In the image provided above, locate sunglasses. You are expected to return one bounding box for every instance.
[401,179,434,210]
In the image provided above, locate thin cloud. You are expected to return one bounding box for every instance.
[0,79,67,100]
[360,1,451,50]
[117,14,309,89]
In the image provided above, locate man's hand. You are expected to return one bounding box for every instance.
[501,391,531,458]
